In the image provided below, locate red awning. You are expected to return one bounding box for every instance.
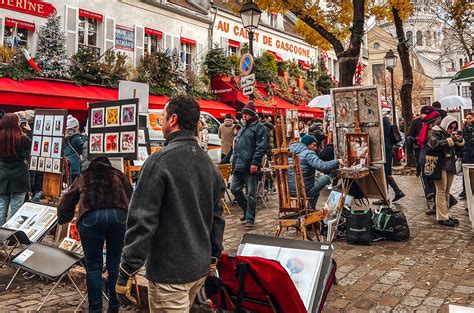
[0,78,236,119]
[298,60,311,70]
[180,37,196,46]
[79,9,103,22]
[228,39,240,48]
[268,51,283,63]
[145,28,163,38]
[5,18,35,31]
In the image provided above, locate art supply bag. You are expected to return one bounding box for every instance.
[373,207,410,241]
[346,209,373,245]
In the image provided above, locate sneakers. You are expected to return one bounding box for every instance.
[244,221,255,230]
[239,216,246,224]
[458,192,466,200]
[392,192,406,203]
[438,220,455,227]
[449,217,459,225]
[426,205,436,215]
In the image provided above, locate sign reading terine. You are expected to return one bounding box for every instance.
[0,0,56,18]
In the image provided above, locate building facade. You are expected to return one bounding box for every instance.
[378,0,472,102]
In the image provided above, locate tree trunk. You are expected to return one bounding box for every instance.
[392,7,415,166]
[336,48,360,87]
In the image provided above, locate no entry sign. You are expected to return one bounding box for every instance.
[240,53,254,76]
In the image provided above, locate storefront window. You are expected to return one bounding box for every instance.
[180,43,193,70]
[78,16,99,52]
[3,26,28,47]
[145,33,161,54]
[229,45,238,55]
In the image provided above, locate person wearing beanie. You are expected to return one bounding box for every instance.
[287,135,343,209]
[427,115,464,227]
[218,114,235,160]
[64,114,84,183]
[231,101,268,230]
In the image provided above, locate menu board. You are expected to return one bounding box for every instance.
[115,25,134,51]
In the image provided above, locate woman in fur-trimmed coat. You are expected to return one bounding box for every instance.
[58,157,132,312]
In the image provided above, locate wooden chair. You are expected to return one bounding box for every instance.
[271,149,325,241]
[217,164,233,215]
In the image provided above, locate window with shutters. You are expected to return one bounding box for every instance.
[416,30,423,46]
[229,45,238,55]
[78,16,99,54]
[462,86,471,98]
[3,25,29,47]
[180,43,193,70]
[145,33,162,54]
[268,13,277,28]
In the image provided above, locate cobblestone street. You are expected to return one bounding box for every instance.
[0,175,473,312]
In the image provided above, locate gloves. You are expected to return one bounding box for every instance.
[115,265,140,307]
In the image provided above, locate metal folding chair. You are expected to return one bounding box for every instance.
[0,228,32,267]
[6,242,85,311]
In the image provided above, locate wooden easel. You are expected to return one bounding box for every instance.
[271,110,324,241]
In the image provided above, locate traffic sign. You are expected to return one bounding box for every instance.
[241,73,255,88]
[240,53,253,76]
[243,85,255,96]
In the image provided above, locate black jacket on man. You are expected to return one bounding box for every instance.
[462,123,474,163]
[232,118,268,172]
[120,130,226,283]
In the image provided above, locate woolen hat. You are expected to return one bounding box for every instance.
[420,105,436,115]
[301,135,317,146]
[242,101,257,116]
[66,114,79,129]
[225,114,233,120]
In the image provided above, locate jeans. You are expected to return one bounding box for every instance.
[0,192,27,226]
[77,209,127,313]
[231,171,257,222]
[306,175,331,209]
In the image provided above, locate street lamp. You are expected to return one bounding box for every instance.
[455,81,461,96]
[384,49,398,125]
[239,0,261,101]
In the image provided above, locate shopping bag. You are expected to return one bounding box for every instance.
[373,207,410,241]
[346,209,373,245]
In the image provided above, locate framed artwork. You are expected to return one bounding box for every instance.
[333,91,355,126]
[120,131,136,153]
[31,136,42,156]
[41,137,52,157]
[37,157,45,172]
[45,158,53,173]
[51,137,62,159]
[121,104,136,126]
[134,146,149,166]
[43,115,54,136]
[52,158,61,174]
[29,156,38,171]
[105,133,119,153]
[52,115,64,137]
[106,106,120,127]
[89,133,104,153]
[33,115,44,135]
[138,129,146,145]
[347,133,370,168]
[357,89,379,124]
[91,107,105,128]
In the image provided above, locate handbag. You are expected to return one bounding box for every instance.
[346,209,373,245]
[373,207,410,241]
[390,125,402,144]
[423,150,444,180]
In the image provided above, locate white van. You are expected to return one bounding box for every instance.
[146,110,222,162]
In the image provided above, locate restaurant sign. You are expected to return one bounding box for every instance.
[0,0,56,18]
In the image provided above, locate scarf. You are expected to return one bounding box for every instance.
[417,111,440,148]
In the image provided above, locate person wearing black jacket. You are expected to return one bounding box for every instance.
[231,101,268,230]
[116,96,225,311]
[432,101,447,119]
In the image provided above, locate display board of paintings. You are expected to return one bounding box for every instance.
[87,99,139,160]
[2,202,57,242]
[331,86,385,164]
[30,109,67,174]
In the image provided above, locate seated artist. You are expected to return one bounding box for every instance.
[288,135,344,209]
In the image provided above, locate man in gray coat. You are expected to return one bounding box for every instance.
[116,96,225,311]
[231,101,268,230]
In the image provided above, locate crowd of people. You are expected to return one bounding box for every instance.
[0,96,471,311]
